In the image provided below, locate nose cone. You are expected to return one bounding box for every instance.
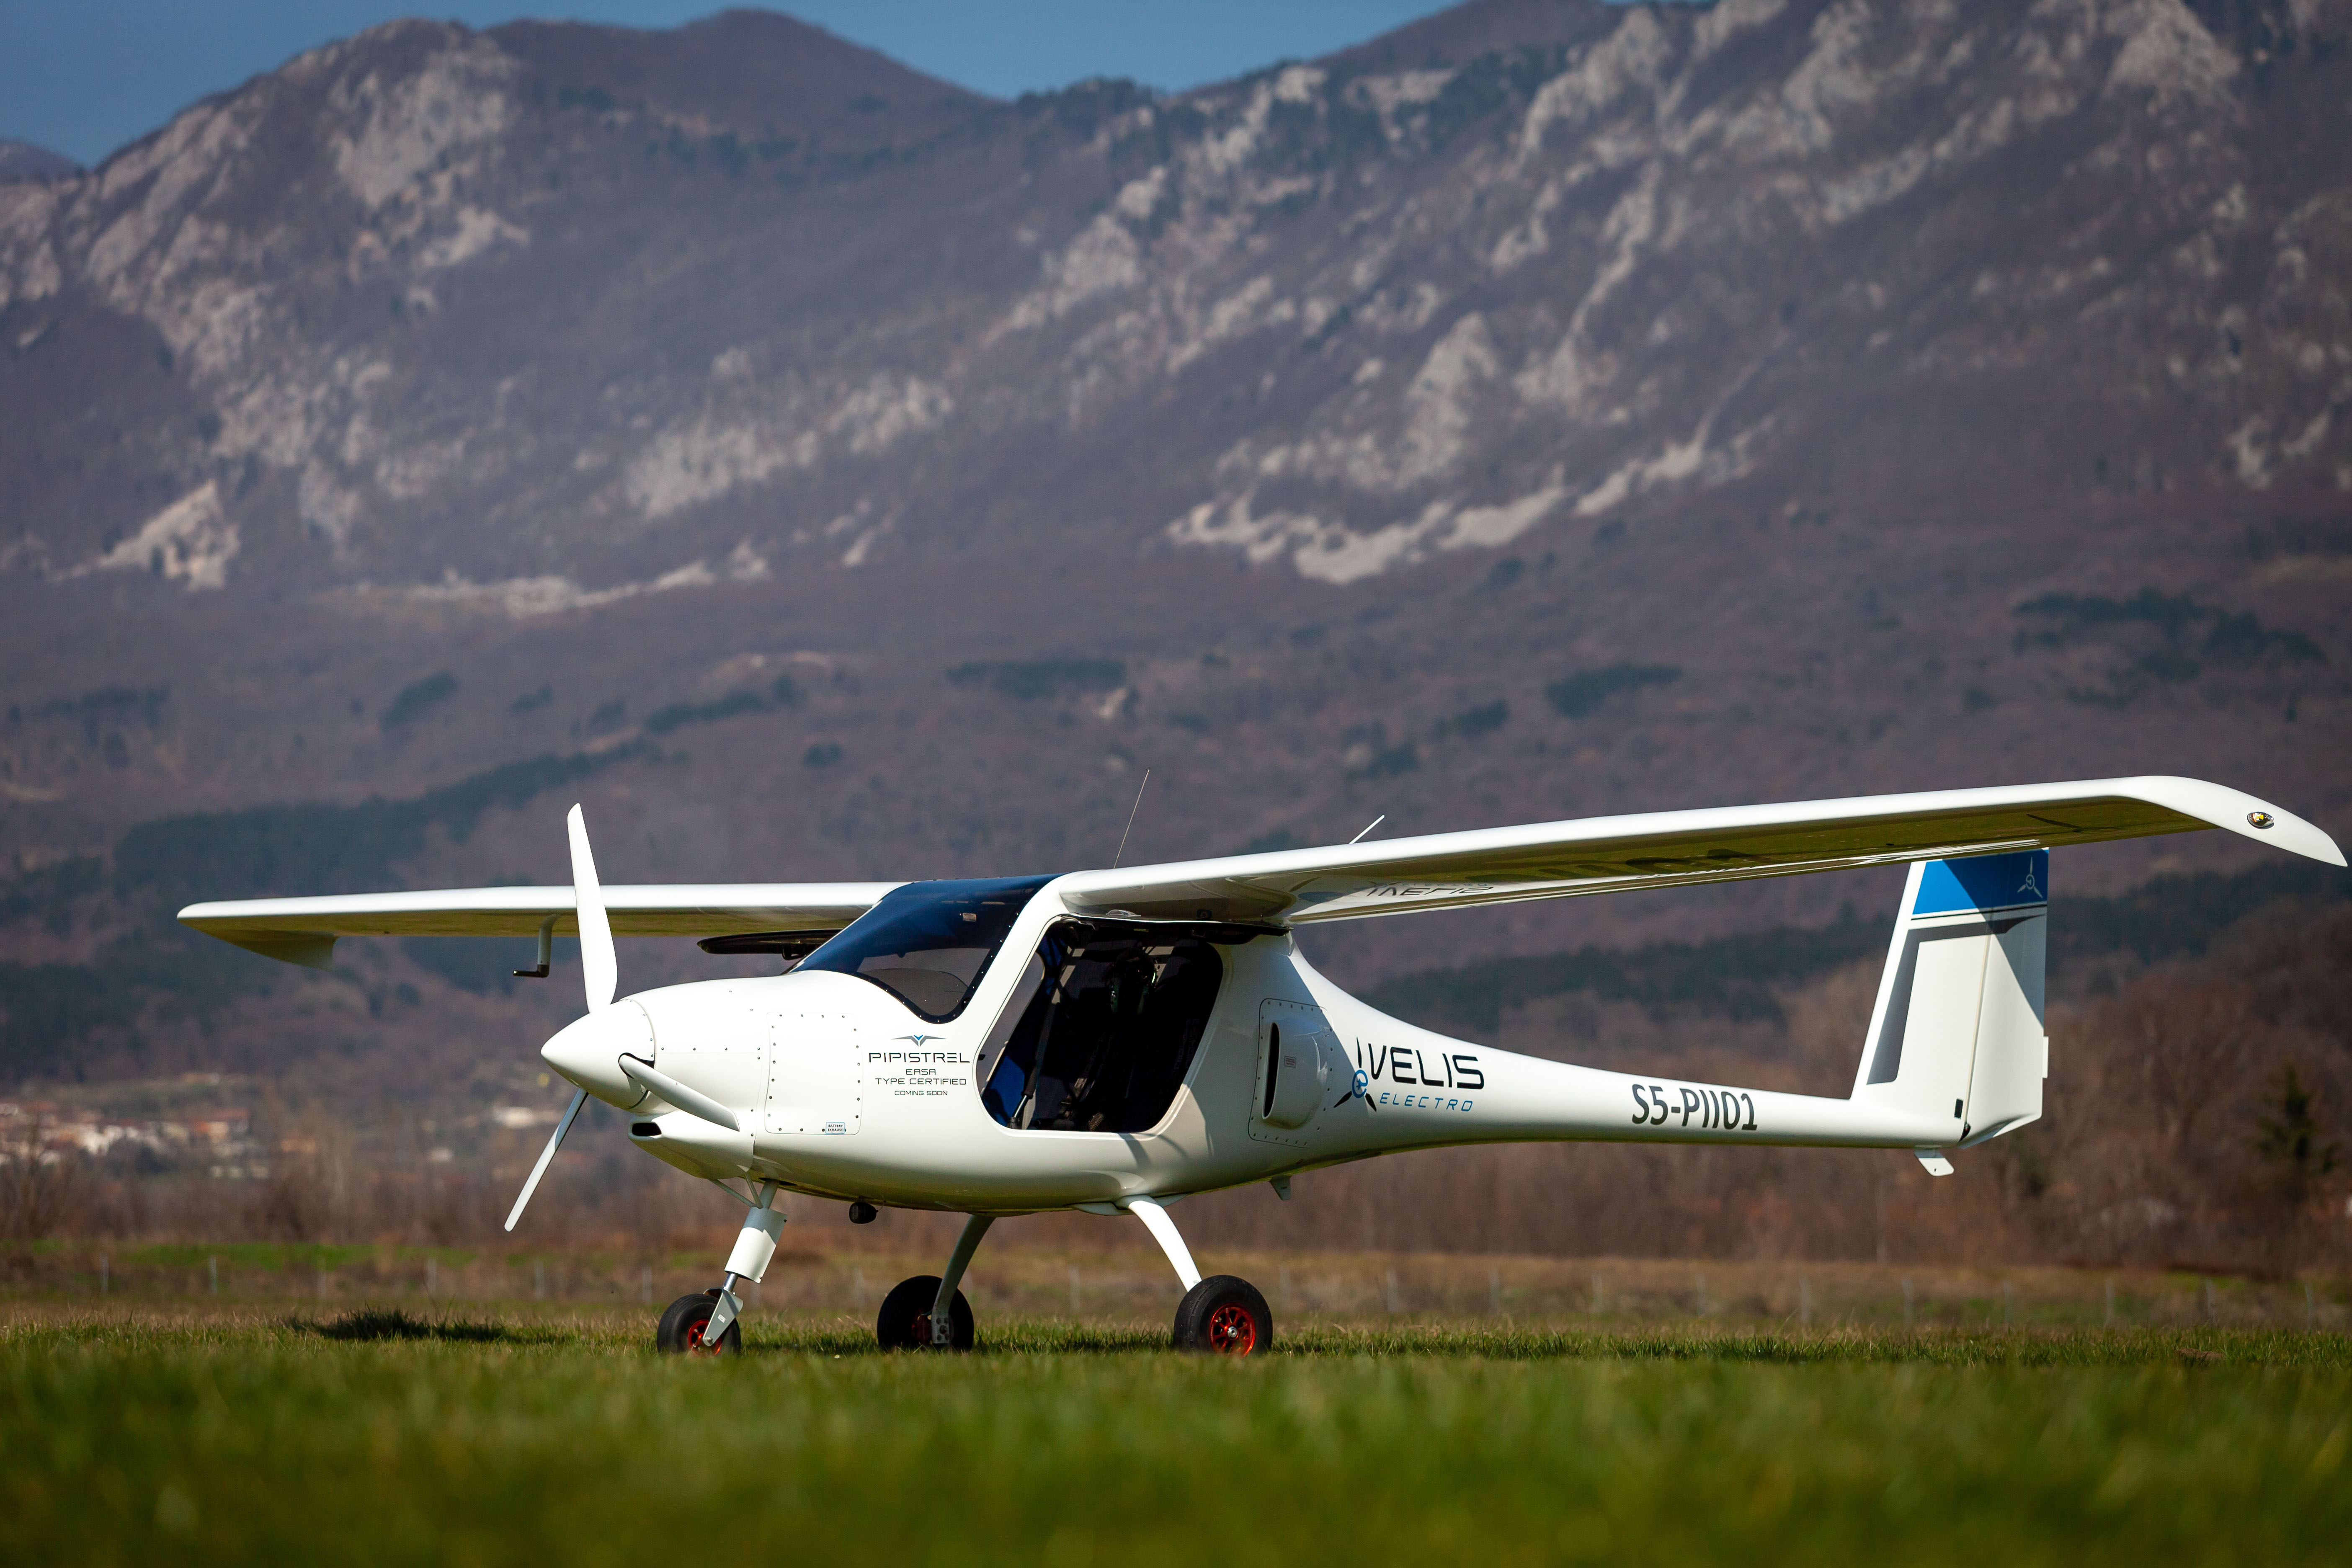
[542,1001,656,1109]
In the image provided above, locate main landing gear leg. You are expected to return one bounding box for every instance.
[658,1182,784,1355]
[876,1213,990,1351]
[1124,1195,1272,1356]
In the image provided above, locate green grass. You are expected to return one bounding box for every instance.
[116,1241,480,1272]
[4,1310,2348,1565]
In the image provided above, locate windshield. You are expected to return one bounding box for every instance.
[796,875,1054,1022]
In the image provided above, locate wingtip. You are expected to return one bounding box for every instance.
[2267,811,2345,868]
[2165,778,2348,870]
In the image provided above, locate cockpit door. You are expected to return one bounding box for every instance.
[1251,999,1339,1144]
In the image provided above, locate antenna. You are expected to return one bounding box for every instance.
[1111,769,1151,869]
[1349,814,1385,844]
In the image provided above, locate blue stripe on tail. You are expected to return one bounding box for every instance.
[1911,850,2049,916]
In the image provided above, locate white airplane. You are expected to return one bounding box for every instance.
[181,776,2340,1355]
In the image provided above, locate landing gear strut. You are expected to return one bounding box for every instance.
[657,1180,786,1356]
[878,1213,992,1350]
[1125,1195,1272,1356]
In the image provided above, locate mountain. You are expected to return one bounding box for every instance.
[1,1,2348,1099]
[0,141,77,185]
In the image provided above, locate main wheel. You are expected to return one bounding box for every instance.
[655,1289,742,1356]
[876,1274,975,1350]
[1173,1275,1272,1356]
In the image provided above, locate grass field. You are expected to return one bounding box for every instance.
[5,1305,2348,1565]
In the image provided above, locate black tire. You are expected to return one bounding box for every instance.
[1173,1275,1272,1356]
[875,1275,975,1350]
[655,1290,742,1355]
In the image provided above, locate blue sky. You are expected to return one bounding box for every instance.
[0,1,1461,166]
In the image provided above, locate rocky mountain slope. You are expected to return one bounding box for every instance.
[9,3,2350,590]
[1,1,2348,1097]
[0,142,77,185]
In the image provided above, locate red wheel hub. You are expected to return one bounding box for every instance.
[682,1311,716,1353]
[1205,1302,1258,1355]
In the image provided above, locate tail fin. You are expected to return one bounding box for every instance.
[1852,850,2049,1150]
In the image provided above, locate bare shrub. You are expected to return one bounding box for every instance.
[0,1119,92,1241]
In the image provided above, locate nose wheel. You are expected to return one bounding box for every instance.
[1173,1275,1272,1355]
[656,1289,743,1355]
[876,1274,975,1349]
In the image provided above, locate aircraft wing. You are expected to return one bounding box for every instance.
[1059,776,2343,926]
[178,882,901,970]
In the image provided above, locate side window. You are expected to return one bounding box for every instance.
[978,924,1224,1133]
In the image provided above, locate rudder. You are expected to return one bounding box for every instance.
[1851,850,2049,1148]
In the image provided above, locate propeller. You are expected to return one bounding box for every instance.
[503,1086,587,1233]
[504,803,611,1233]
[569,802,618,1014]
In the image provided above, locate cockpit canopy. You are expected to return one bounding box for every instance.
[977,920,1225,1133]
[793,875,1053,1021]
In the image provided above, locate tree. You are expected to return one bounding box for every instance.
[2253,1061,2340,1212]
[2117,979,2254,1156]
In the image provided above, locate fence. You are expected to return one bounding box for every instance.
[4,1243,2346,1332]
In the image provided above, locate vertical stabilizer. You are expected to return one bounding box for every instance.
[1852,850,2049,1148]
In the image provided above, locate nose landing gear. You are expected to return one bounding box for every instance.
[656,1289,743,1356]
[655,1180,784,1356]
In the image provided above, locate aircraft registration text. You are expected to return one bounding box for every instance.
[1631,1083,1758,1131]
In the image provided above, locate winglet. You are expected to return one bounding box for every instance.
[2135,775,2344,866]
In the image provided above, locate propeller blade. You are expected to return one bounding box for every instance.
[567,803,616,1013]
[503,1086,588,1233]
[618,1056,742,1133]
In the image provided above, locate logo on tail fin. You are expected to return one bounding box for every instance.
[2017,862,2042,900]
